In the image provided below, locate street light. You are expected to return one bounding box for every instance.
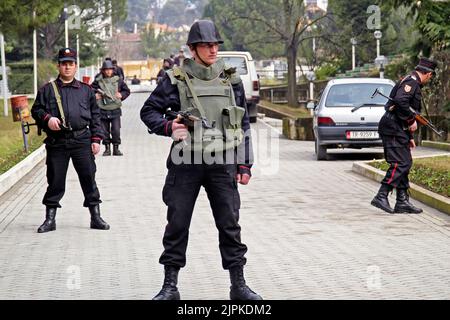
[306,71,316,115]
[375,55,388,79]
[350,37,357,70]
[374,30,382,58]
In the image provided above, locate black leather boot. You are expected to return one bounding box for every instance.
[113,145,123,156]
[153,266,181,300]
[229,266,262,300]
[371,184,394,213]
[103,144,111,156]
[394,189,423,214]
[37,207,57,233]
[89,205,110,230]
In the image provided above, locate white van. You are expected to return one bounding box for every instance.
[217,51,260,123]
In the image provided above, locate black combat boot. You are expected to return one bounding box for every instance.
[153,266,181,300]
[371,184,394,213]
[37,207,57,233]
[89,205,110,230]
[229,266,262,300]
[394,189,423,214]
[103,144,111,156]
[113,145,123,156]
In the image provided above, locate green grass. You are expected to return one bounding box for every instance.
[259,100,311,119]
[370,156,450,198]
[0,99,45,175]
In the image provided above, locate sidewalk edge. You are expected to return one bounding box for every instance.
[0,144,46,198]
[352,158,450,215]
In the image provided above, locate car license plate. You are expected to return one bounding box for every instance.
[347,131,379,139]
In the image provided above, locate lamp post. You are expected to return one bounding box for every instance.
[306,71,316,115]
[374,30,382,58]
[375,55,388,79]
[350,37,357,70]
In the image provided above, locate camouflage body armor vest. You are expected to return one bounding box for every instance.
[96,74,122,111]
[167,58,246,152]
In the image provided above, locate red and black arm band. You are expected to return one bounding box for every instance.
[91,136,102,143]
[238,165,252,177]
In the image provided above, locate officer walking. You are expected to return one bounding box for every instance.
[31,48,110,233]
[140,20,262,300]
[371,57,437,214]
[91,60,130,156]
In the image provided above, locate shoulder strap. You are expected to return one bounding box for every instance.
[181,69,207,117]
[50,81,67,127]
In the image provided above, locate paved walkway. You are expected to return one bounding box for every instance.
[0,93,449,300]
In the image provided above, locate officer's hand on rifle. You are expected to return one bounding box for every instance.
[409,120,418,132]
[171,115,189,142]
[95,93,102,100]
[91,143,101,155]
[115,92,122,99]
[48,117,61,131]
[409,139,416,150]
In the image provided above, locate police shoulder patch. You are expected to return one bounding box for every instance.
[404,84,412,93]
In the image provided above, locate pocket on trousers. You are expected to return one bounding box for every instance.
[162,173,176,205]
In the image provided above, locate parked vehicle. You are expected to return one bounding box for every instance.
[307,78,395,160]
[217,51,260,123]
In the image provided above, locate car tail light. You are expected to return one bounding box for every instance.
[253,80,260,91]
[318,117,335,126]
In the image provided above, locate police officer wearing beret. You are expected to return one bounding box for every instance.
[141,20,261,300]
[31,48,110,233]
[371,57,437,214]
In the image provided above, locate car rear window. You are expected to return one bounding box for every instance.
[325,83,393,107]
[220,57,248,75]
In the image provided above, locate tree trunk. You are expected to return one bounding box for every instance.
[287,43,298,108]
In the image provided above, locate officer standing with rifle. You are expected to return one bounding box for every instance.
[91,60,130,156]
[31,48,109,233]
[140,20,262,300]
[371,57,438,214]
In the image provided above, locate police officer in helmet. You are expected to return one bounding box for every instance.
[141,20,262,300]
[371,57,437,214]
[31,48,109,233]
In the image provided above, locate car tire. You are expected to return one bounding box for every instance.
[315,138,327,161]
[249,116,257,123]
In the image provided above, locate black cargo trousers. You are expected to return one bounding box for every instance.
[159,160,248,270]
[380,134,413,190]
[43,133,101,208]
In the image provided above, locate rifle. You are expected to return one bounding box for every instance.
[165,110,215,129]
[94,88,117,104]
[371,88,444,137]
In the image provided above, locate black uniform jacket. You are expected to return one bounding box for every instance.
[31,77,104,145]
[378,71,423,145]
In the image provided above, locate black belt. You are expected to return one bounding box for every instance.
[56,127,89,139]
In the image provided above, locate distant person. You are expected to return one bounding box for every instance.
[169,54,175,66]
[91,60,131,157]
[112,59,125,81]
[173,49,185,67]
[156,58,173,84]
[131,75,141,85]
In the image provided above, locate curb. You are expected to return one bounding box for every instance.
[0,144,46,198]
[422,140,450,152]
[352,155,450,215]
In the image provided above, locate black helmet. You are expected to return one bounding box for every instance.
[101,60,114,70]
[186,20,223,45]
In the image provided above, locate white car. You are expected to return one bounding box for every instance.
[308,78,395,160]
[217,51,260,123]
